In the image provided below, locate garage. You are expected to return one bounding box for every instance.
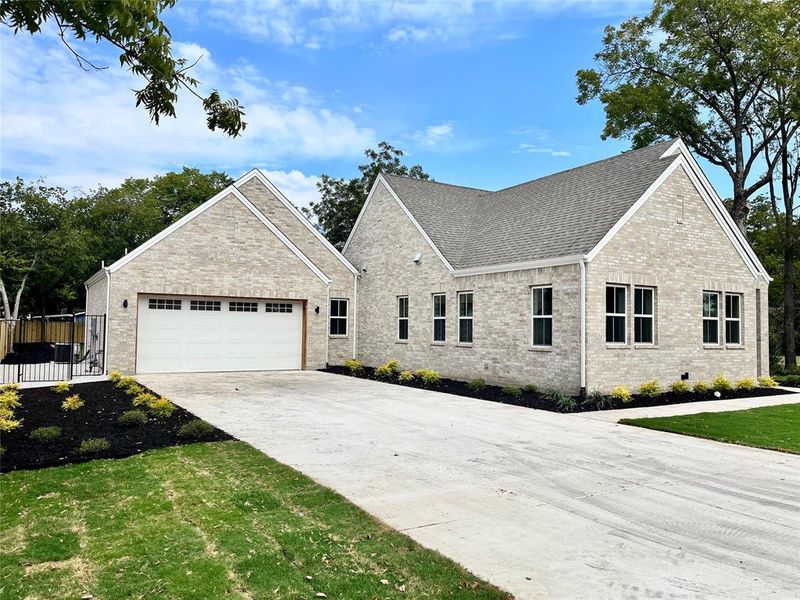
[136,295,304,373]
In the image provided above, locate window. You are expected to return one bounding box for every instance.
[329,299,348,336]
[703,291,720,344]
[531,287,552,346]
[432,294,446,342]
[229,301,258,312]
[458,292,473,344]
[605,285,626,344]
[190,300,221,311]
[725,293,741,345]
[265,302,293,313]
[634,287,655,344]
[397,296,409,341]
[149,298,181,310]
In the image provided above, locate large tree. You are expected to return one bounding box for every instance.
[303,142,430,249]
[576,0,794,232]
[0,0,245,136]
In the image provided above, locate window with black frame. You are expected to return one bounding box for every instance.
[329,299,348,336]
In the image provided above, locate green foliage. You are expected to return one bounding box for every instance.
[76,437,111,455]
[583,389,610,410]
[375,359,401,380]
[712,375,734,393]
[177,419,215,439]
[467,378,487,393]
[52,381,71,393]
[303,143,429,248]
[501,385,522,398]
[342,359,364,376]
[610,386,633,404]
[108,370,123,383]
[758,375,779,388]
[0,389,21,410]
[546,388,575,412]
[638,380,661,398]
[61,394,84,411]
[735,377,757,391]
[0,383,20,393]
[148,397,176,418]
[115,376,138,390]
[415,369,441,387]
[693,381,710,394]
[397,370,415,383]
[132,392,158,407]
[670,380,691,395]
[0,415,22,432]
[29,426,62,444]
[118,410,148,427]
[522,384,539,394]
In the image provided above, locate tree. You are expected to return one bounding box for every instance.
[576,0,794,232]
[303,142,430,249]
[0,0,245,136]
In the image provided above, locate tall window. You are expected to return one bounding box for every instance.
[605,285,627,344]
[634,287,654,344]
[329,299,348,336]
[458,292,473,344]
[432,294,446,342]
[703,291,720,344]
[725,293,741,345]
[531,286,552,346]
[397,296,409,341]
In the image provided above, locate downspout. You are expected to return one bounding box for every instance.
[579,258,587,398]
[103,266,111,375]
[325,283,330,367]
[352,273,358,359]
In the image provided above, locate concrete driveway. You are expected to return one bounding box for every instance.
[139,371,800,600]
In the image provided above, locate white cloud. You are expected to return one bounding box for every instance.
[513,143,572,157]
[412,121,456,147]
[261,169,320,211]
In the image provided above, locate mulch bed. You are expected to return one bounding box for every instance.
[322,366,793,414]
[1,380,232,473]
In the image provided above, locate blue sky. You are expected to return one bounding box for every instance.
[0,0,732,209]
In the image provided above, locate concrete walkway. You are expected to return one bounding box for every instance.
[140,371,800,600]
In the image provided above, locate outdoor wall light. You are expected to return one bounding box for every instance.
[315,306,320,314]
[123,299,128,308]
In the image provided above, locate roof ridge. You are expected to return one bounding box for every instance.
[382,173,489,193]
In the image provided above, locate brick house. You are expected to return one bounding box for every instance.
[86,138,769,394]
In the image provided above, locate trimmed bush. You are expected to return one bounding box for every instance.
[0,416,22,432]
[610,386,632,404]
[118,409,147,427]
[76,437,111,455]
[670,380,691,395]
[52,381,71,393]
[108,370,123,383]
[62,394,84,411]
[415,369,441,387]
[29,426,62,444]
[177,419,215,439]
[522,384,539,394]
[758,375,779,388]
[398,370,415,383]
[693,381,709,394]
[735,377,756,391]
[375,359,401,380]
[148,397,176,418]
[467,378,486,393]
[342,359,364,376]
[638,380,661,398]
[132,392,158,407]
[582,389,609,410]
[0,389,21,410]
[502,385,522,398]
[116,376,143,395]
[546,388,575,412]
[711,375,734,393]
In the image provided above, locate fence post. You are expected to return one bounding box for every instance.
[69,315,76,380]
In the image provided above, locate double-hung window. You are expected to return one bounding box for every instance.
[634,287,655,344]
[458,292,473,344]
[605,285,627,344]
[329,299,348,336]
[531,286,553,346]
[397,296,409,341]
[725,293,741,345]
[702,291,720,344]
[432,294,446,342]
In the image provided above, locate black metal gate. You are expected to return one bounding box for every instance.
[0,314,106,383]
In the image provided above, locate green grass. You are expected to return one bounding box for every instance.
[0,441,509,600]
[620,403,800,454]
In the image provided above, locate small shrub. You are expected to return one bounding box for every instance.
[467,378,486,393]
[0,383,20,393]
[108,370,123,383]
[502,385,522,398]
[398,370,415,383]
[0,406,14,419]
[735,377,756,391]
[375,359,401,380]
[52,381,71,393]
[546,387,575,412]
[415,369,441,387]
[0,390,21,410]
[342,359,364,376]
[693,381,709,394]
[177,419,215,439]
[115,376,142,393]
[670,380,690,395]
[711,375,734,393]
[76,437,111,455]
[638,380,661,398]
[758,375,778,388]
[522,384,539,394]
[61,394,84,411]
[118,409,147,427]
[148,397,176,418]
[610,386,632,404]
[0,416,22,432]
[582,389,609,410]
[132,392,158,407]
[29,426,62,444]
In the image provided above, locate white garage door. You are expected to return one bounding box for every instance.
[136,296,302,373]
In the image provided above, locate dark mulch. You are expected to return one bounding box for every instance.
[322,366,793,413]
[0,380,232,472]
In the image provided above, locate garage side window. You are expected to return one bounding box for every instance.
[531,286,552,347]
[605,285,626,344]
[149,298,181,310]
[397,296,409,341]
[229,301,258,312]
[329,299,348,336]
[458,291,473,344]
[702,291,719,344]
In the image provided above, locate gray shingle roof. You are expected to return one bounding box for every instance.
[383,139,678,270]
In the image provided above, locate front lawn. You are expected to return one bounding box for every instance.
[620,403,800,454]
[0,441,509,599]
